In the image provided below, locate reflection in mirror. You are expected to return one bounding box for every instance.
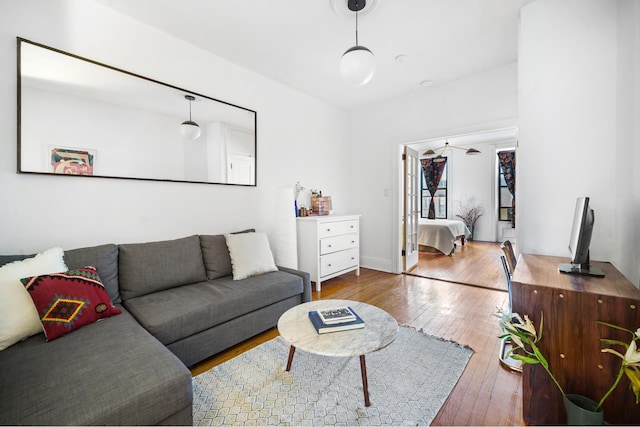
[18,38,257,185]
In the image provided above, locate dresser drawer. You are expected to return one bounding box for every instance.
[320,234,358,255]
[318,219,359,239]
[320,248,359,277]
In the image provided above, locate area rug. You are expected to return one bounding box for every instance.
[192,326,474,426]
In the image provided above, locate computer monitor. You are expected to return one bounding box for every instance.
[558,197,604,277]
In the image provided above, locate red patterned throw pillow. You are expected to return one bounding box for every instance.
[21,265,121,341]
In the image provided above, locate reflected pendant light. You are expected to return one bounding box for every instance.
[339,0,375,86]
[180,95,201,140]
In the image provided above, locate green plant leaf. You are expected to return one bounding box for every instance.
[531,343,549,369]
[511,355,540,364]
[597,321,634,335]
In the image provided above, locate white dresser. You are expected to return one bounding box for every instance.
[296,214,360,292]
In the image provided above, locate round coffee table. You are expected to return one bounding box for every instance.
[277,299,398,406]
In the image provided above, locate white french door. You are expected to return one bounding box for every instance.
[403,146,419,271]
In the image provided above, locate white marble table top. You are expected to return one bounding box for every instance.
[277,299,399,357]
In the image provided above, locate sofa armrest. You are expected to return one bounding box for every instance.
[277,266,312,302]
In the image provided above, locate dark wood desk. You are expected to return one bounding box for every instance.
[511,254,640,425]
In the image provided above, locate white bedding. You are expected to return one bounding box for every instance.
[418,219,471,255]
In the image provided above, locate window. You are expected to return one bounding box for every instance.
[421,160,447,219]
[498,151,514,221]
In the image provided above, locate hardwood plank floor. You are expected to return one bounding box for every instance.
[408,241,508,291]
[191,267,525,426]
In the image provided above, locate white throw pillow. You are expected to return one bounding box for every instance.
[0,247,68,350]
[225,232,278,280]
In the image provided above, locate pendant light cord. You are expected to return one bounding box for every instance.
[355,1,360,46]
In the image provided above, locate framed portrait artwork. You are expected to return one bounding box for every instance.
[50,147,96,176]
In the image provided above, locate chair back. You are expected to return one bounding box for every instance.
[500,255,513,311]
[501,240,517,276]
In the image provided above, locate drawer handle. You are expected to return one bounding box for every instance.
[351,240,355,243]
[328,244,332,248]
[326,228,331,232]
[351,257,355,260]
[328,264,332,267]
[350,225,354,228]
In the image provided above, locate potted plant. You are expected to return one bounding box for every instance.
[496,309,640,425]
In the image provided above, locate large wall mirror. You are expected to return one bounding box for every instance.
[17,38,257,186]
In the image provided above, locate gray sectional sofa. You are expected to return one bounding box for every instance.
[0,233,311,425]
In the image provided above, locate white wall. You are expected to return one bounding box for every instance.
[615,0,640,287]
[446,146,500,242]
[518,0,639,286]
[0,0,350,260]
[348,64,518,272]
[635,0,640,287]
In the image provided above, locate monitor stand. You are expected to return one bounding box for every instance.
[558,263,605,277]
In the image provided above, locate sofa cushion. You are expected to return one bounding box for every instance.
[64,244,120,304]
[225,232,278,280]
[0,306,192,426]
[199,229,254,280]
[123,270,303,346]
[22,266,121,341]
[119,235,207,300]
[0,254,34,266]
[0,247,67,351]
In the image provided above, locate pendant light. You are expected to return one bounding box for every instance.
[180,95,201,140]
[422,141,482,162]
[339,0,375,86]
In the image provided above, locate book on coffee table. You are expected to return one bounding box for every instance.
[308,308,364,334]
[317,306,357,324]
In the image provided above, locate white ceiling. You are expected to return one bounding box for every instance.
[94,0,531,112]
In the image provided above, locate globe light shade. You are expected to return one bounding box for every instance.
[340,46,376,86]
[180,120,201,140]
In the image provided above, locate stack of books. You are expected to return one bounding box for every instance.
[308,306,365,334]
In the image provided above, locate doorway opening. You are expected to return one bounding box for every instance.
[395,127,518,289]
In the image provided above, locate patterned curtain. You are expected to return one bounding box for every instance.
[498,150,516,227]
[420,158,447,219]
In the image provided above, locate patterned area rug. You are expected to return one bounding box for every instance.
[193,326,473,426]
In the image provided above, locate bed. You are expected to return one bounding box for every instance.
[418,219,471,255]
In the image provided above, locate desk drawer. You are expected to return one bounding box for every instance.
[320,248,359,277]
[320,234,358,255]
[318,219,359,239]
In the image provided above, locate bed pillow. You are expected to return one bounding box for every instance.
[225,232,278,280]
[21,266,121,341]
[0,247,67,350]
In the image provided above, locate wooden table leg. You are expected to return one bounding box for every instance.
[360,355,370,407]
[285,345,296,371]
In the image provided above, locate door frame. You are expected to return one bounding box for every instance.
[392,125,519,275]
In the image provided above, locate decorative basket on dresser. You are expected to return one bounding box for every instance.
[296,215,360,292]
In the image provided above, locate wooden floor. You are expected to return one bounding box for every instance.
[409,240,508,292]
[191,265,525,426]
